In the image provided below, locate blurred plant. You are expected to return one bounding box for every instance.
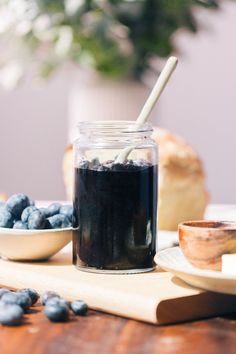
[0,0,219,88]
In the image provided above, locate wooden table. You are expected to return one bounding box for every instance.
[2,203,236,353]
[1,296,236,354]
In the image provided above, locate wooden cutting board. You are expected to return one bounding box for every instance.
[0,252,235,325]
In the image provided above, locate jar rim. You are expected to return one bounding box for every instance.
[77,120,153,133]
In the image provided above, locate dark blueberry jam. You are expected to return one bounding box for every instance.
[73,159,158,271]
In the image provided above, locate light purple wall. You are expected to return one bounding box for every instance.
[157,1,236,203]
[0,72,70,201]
[0,1,235,203]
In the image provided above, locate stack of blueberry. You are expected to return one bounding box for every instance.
[0,193,73,230]
[79,157,152,172]
[0,287,88,326]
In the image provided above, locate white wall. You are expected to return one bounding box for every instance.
[0,0,235,203]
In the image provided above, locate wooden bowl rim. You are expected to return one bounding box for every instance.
[178,220,236,231]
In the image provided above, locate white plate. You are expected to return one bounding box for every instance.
[0,227,72,261]
[155,247,236,295]
[158,230,178,250]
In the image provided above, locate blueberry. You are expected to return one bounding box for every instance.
[47,203,62,217]
[0,304,24,326]
[59,205,73,222]
[70,300,88,316]
[28,210,46,230]
[13,221,28,229]
[0,208,13,228]
[47,214,70,229]
[39,207,50,218]
[44,219,52,229]
[133,159,150,168]
[40,291,60,306]
[90,158,100,170]
[112,163,124,171]
[1,292,32,310]
[79,160,89,169]
[46,297,70,309]
[6,194,30,219]
[97,165,110,172]
[44,302,69,322]
[21,206,38,223]
[103,161,113,170]
[0,288,10,298]
[17,288,39,305]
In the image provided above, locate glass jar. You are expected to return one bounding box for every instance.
[73,121,158,274]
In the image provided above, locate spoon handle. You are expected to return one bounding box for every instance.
[136,56,178,127]
[115,56,178,164]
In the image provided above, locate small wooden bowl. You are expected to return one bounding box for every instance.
[178,220,236,271]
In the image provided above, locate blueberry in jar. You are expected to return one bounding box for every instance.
[28,210,46,230]
[21,206,37,223]
[70,300,88,316]
[6,194,30,219]
[73,159,157,271]
[79,159,89,169]
[0,208,13,228]
[0,303,24,326]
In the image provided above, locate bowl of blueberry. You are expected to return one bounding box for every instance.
[0,194,73,261]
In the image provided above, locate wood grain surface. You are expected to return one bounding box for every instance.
[0,287,236,354]
[1,253,236,325]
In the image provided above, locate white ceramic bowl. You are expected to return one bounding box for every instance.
[0,227,72,261]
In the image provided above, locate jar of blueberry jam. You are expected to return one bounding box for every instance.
[73,121,158,274]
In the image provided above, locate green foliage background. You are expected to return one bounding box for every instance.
[1,0,219,79]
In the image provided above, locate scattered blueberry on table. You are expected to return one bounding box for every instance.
[17,288,39,305]
[0,193,73,230]
[44,300,69,322]
[0,287,88,326]
[46,297,70,309]
[40,291,60,306]
[1,291,32,310]
[70,300,88,316]
[0,288,10,298]
[0,303,24,326]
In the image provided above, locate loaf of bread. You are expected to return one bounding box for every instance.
[62,128,208,230]
[152,128,208,230]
